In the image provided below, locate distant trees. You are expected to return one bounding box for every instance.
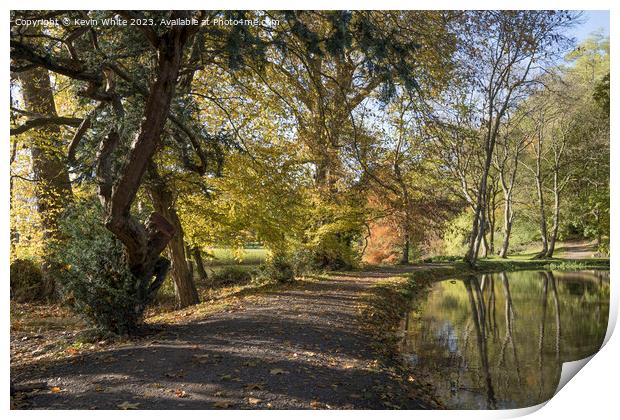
[515,34,610,258]
[455,11,576,265]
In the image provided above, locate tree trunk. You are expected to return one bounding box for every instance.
[499,198,513,258]
[487,190,496,255]
[192,247,209,283]
[481,232,489,258]
[546,171,561,258]
[185,245,194,279]
[95,19,197,322]
[534,139,548,258]
[535,179,549,257]
[148,166,199,308]
[465,159,491,266]
[401,231,410,265]
[17,65,73,297]
[186,246,194,280]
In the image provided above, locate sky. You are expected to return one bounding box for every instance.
[571,10,610,42]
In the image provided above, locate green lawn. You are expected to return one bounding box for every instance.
[204,247,269,266]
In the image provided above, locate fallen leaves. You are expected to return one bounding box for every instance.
[248,397,262,405]
[192,354,210,363]
[174,389,188,398]
[50,386,61,393]
[213,400,234,408]
[269,368,289,375]
[244,382,265,391]
[117,401,140,410]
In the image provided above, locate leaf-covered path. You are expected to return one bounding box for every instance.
[11,270,434,409]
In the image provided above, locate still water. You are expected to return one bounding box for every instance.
[401,270,609,409]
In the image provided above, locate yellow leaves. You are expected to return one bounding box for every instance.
[248,397,262,405]
[117,401,140,410]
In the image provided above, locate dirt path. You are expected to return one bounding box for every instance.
[554,240,598,259]
[11,269,432,410]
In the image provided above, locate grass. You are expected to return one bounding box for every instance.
[205,247,269,266]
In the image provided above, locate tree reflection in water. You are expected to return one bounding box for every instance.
[400,270,609,409]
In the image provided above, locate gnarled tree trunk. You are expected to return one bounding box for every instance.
[95,20,197,319]
[148,165,199,308]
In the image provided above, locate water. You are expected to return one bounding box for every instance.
[400,270,610,409]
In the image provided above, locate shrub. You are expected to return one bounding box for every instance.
[10,258,44,302]
[256,254,296,283]
[54,200,153,335]
[210,266,254,285]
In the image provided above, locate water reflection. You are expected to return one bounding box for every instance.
[401,270,609,409]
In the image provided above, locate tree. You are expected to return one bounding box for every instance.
[147,162,199,307]
[12,64,75,297]
[452,11,575,265]
[493,113,532,258]
[518,35,609,258]
[11,11,204,329]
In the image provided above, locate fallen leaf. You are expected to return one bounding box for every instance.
[117,401,140,410]
[248,397,262,405]
[50,386,61,393]
[175,389,188,398]
[269,368,289,375]
[213,400,233,408]
[219,374,232,381]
